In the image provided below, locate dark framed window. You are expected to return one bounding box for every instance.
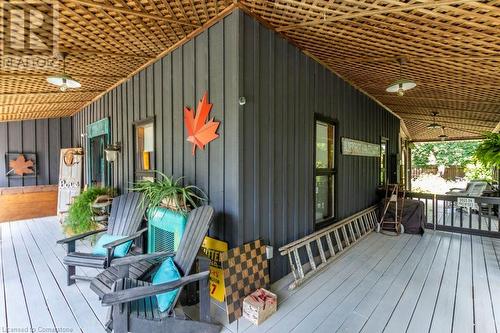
[380,137,389,185]
[134,118,155,180]
[315,117,336,225]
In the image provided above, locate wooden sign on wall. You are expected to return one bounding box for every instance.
[341,137,381,157]
[57,148,83,217]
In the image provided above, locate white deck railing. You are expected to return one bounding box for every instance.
[279,206,378,290]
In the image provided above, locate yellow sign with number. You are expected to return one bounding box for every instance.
[202,236,228,302]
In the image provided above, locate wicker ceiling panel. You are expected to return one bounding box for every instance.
[239,0,500,140]
[1,0,499,141]
[0,0,233,121]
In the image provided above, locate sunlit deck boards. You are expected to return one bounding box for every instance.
[0,217,107,332]
[218,230,500,333]
[2,218,500,333]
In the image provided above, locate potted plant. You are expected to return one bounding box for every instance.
[475,132,500,186]
[131,171,207,213]
[63,187,115,236]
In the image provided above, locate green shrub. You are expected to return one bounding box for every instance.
[63,187,115,235]
[464,162,493,182]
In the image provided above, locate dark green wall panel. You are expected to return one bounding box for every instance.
[240,13,400,280]
[0,118,72,187]
[71,12,242,244]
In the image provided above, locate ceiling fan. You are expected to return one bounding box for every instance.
[386,58,416,96]
[426,112,442,129]
[46,53,81,92]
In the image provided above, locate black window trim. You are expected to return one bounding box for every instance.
[314,114,338,230]
[133,116,156,179]
[380,136,389,186]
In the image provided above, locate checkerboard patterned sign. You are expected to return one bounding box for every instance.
[221,239,270,324]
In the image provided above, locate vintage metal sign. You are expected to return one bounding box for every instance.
[201,236,228,302]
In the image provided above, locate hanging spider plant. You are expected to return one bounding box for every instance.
[474,132,500,167]
[131,171,207,214]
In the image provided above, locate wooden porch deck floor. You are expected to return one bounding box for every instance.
[216,228,500,333]
[0,217,107,333]
[1,218,500,333]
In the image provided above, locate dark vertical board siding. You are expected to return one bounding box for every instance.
[8,121,23,187]
[48,118,61,184]
[208,21,225,238]
[71,12,242,248]
[69,10,399,282]
[223,11,242,248]
[162,55,173,176]
[153,61,163,175]
[22,120,36,186]
[172,48,184,179]
[240,14,400,281]
[0,118,72,187]
[0,123,7,187]
[183,40,195,185]
[195,31,209,207]
[36,119,50,186]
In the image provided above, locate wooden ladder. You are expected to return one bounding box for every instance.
[279,206,377,290]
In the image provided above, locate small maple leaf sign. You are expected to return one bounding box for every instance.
[9,155,34,176]
[184,92,220,155]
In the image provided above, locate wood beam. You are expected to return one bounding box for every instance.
[328,55,500,63]
[0,100,91,107]
[276,0,477,31]
[374,95,500,106]
[69,0,199,27]
[396,112,498,124]
[411,136,483,142]
[0,91,102,96]
[0,74,125,79]
[401,115,493,130]
[385,104,500,117]
[9,48,154,59]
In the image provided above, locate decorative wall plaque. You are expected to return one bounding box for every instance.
[5,153,37,177]
[341,137,381,157]
[184,91,220,155]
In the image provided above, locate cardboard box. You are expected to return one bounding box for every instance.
[242,288,277,325]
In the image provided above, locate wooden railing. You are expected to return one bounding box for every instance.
[279,206,377,290]
[407,192,500,237]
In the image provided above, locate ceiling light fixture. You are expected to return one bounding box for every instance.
[386,58,416,96]
[427,112,442,129]
[47,53,81,92]
[438,126,448,141]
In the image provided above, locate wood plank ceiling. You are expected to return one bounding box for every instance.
[1,0,499,141]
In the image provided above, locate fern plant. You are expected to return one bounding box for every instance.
[474,132,500,167]
[131,171,207,214]
[63,187,115,236]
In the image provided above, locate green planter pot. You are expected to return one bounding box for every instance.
[146,207,187,254]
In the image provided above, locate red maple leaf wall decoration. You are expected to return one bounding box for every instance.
[184,92,220,155]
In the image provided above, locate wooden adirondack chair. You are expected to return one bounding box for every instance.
[57,192,148,286]
[99,205,220,333]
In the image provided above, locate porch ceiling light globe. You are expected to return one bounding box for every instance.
[47,74,81,91]
[386,79,417,96]
[438,134,448,141]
